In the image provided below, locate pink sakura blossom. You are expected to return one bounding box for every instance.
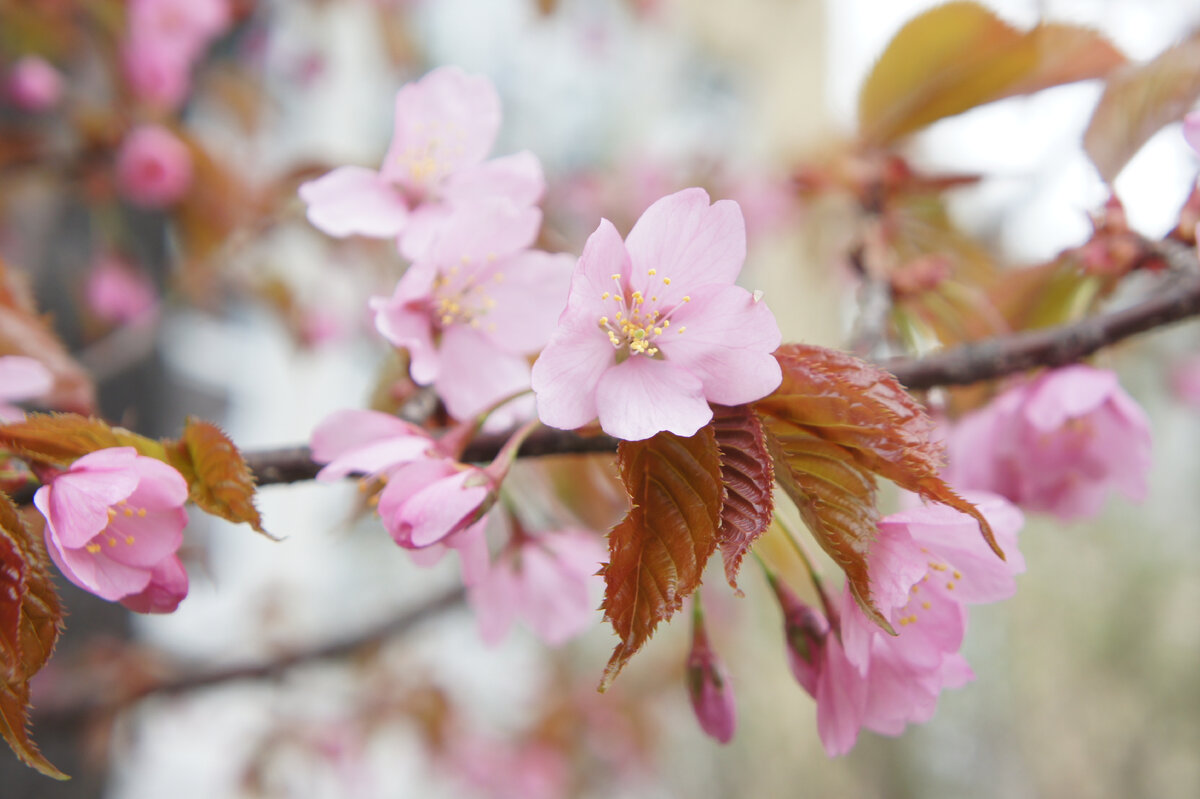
[115,125,194,209]
[86,256,159,325]
[467,527,604,646]
[531,188,782,441]
[685,610,737,744]
[781,494,1024,756]
[5,56,62,112]
[1170,353,1200,409]
[33,447,189,612]
[299,66,544,260]
[945,365,1151,521]
[0,355,54,422]
[122,0,231,109]
[308,409,497,570]
[450,735,569,799]
[371,200,573,426]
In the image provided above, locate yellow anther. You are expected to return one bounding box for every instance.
[107,537,117,547]
[611,274,620,281]
[946,582,955,590]
[442,315,454,325]
[124,507,135,517]
[137,509,147,518]
[460,255,471,265]
[601,292,610,300]
[647,347,659,355]
[86,543,101,554]
[125,536,135,545]
[953,570,962,580]
[653,327,663,335]
[683,295,691,302]
[651,296,658,302]
[662,319,670,327]
[599,316,608,326]
[663,277,671,285]
[648,268,657,276]
[678,326,686,333]
[922,601,931,610]
[107,508,117,520]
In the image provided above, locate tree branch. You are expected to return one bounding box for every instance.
[243,271,1200,485]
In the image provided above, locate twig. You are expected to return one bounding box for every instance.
[34,585,466,727]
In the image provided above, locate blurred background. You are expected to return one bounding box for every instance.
[3,0,1200,796]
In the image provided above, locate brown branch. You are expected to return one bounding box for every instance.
[243,271,1200,485]
[34,585,466,727]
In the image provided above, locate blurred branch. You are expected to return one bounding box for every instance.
[243,268,1200,484]
[35,585,466,727]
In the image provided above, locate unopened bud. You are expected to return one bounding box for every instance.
[770,577,830,695]
[686,613,736,744]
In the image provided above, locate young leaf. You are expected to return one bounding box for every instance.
[755,344,998,626]
[1084,30,1200,183]
[0,494,67,780]
[859,1,1124,144]
[0,413,166,466]
[165,418,267,535]
[600,427,723,690]
[710,404,773,591]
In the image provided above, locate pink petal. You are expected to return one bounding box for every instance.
[530,313,617,432]
[623,188,746,294]
[100,509,185,568]
[45,532,152,601]
[440,150,546,208]
[469,558,520,646]
[299,166,409,238]
[448,516,491,587]
[380,66,500,192]
[815,638,868,757]
[481,251,574,355]
[370,281,438,384]
[127,457,190,509]
[435,325,532,422]
[423,200,542,266]
[120,555,189,613]
[594,356,710,441]
[568,218,634,315]
[399,203,452,262]
[0,356,53,402]
[658,284,782,406]
[1185,110,1200,156]
[311,409,432,481]
[1023,365,1118,430]
[516,542,598,645]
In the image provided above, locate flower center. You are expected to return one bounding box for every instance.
[431,257,502,332]
[596,269,689,360]
[396,120,467,189]
[85,499,147,554]
[895,556,963,627]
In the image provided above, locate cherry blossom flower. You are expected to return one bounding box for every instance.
[371,200,572,426]
[685,608,737,744]
[945,365,1151,521]
[86,256,159,325]
[299,66,544,260]
[122,0,231,109]
[0,355,54,422]
[5,56,62,112]
[467,526,604,646]
[33,447,189,610]
[115,125,193,209]
[531,188,782,441]
[779,494,1023,755]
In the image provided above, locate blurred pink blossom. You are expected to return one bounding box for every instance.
[299,66,544,260]
[34,447,189,612]
[0,355,54,422]
[122,0,231,109]
[945,365,1151,520]
[5,56,62,112]
[371,200,572,426]
[1170,353,1200,408]
[86,256,159,325]
[451,735,569,799]
[115,125,193,208]
[467,527,604,646]
[531,187,782,441]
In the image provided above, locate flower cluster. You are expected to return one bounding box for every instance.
[775,493,1025,755]
[122,0,232,111]
[33,447,190,613]
[944,365,1151,521]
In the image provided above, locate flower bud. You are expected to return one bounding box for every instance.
[685,611,736,744]
[770,577,830,695]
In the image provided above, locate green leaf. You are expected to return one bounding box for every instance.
[859,1,1124,144]
[755,344,999,627]
[165,419,267,536]
[0,494,67,780]
[600,427,724,690]
[1084,30,1200,183]
[710,404,774,591]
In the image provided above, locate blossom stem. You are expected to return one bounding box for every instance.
[775,517,838,624]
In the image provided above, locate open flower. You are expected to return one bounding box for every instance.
[531,188,782,441]
[33,447,189,611]
[371,199,573,425]
[945,365,1151,520]
[467,527,604,646]
[299,66,544,260]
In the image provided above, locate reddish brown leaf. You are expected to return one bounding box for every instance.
[1084,30,1200,183]
[600,428,723,690]
[755,344,999,626]
[0,413,165,467]
[859,2,1124,144]
[710,404,773,591]
[0,494,67,780]
[0,259,94,415]
[166,418,266,535]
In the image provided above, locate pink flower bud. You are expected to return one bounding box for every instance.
[685,613,736,744]
[86,256,159,325]
[115,125,193,209]
[769,577,830,696]
[5,56,62,112]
